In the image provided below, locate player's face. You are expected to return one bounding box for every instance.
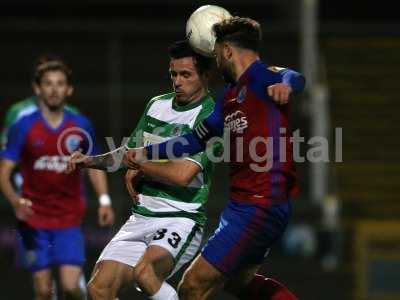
[169,57,206,105]
[34,70,73,111]
[214,42,235,83]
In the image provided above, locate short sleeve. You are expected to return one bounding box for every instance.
[0,121,29,162]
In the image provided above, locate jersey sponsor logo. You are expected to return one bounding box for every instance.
[224,110,248,133]
[33,155,70,173]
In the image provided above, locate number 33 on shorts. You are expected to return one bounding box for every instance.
[153,228,182,249]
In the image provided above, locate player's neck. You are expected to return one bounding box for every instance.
[39,102,65,128]
[233,52,260,81]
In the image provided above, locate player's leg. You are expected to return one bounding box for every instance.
[59,265,85,300]
[220,262,298,300]
[133,245,177,299]
[17,224,55,299]
[87,214,150,299]
[87,260,134,300]
[140,216,203,300]
[221,201,297,300]
[178,254,225,300]
[50,226,86,300]
[32,269,54,300]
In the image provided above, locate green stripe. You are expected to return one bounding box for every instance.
[141,181,209,204]
[131,206,207,226]
[175,224,200,265]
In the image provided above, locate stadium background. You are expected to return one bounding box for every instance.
[1,0,399,299]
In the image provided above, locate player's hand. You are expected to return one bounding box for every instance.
[13,198,34,221]
[98,205,115,226]
[267,83,293,105]
[125,169,143,204]
[65,151,92,174]
[124,148,147,169]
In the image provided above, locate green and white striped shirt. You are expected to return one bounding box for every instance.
[127,92,218,226]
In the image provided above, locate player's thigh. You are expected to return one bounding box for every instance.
[96,215,148,268]
[148,217,203,278]
[59,265,82,291]
[202,201,291,276]
[136,245,175,280]
[179,254,225,297]
[89,260,135,292]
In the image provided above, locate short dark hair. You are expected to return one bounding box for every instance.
[33,55,73,85]
[213,16,262,52]
[168,40,212,74]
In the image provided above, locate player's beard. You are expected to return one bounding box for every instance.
[42,95,65,112]
[219,61,235,84]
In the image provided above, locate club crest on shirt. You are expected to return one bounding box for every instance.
[237,86,247,103]
[171,124,184,136]
[65,134,83,153]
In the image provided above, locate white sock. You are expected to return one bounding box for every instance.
[79,273,87,299]
[150,282,179,300]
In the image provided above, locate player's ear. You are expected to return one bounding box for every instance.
[67,85,74,97]
[32,82,41,96]
[223,42,233,60]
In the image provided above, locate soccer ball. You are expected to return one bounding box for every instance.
[186,5,232,57]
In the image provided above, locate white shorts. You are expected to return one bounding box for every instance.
[97,213,203,277]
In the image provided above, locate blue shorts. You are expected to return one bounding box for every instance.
[202,201,291,276]
[17,223,85,273]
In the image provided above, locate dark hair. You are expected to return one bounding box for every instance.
[33,55,73,84]
[213,16,262,52]
[168,40,212,74]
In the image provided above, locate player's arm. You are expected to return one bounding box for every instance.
[125,160,201,201]
[267,66,306,105]
[0,121,34,221]
[139,160,200,187]
[66,109,147,173]
[0,159,22,208]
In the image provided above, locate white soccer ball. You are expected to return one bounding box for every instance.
[186,5,232,57]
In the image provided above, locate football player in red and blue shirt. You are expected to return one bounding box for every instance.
[126,17,304,300]
[0,59,114,300]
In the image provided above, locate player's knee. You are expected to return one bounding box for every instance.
[88,278,114,300]
[35,284,53,300]
[133,260,154,287]
[34,283,53,300]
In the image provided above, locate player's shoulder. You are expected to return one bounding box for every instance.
[64,109,93,128]
[250,60,282,86]
[64,103,80,115]
[10,109,41,132]
[149,92,175,104]
[5,97,38,124]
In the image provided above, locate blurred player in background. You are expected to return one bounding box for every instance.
[125,17,304,300]
[0,55,81,191]
[0,57,115,300]
[67,38,304,299]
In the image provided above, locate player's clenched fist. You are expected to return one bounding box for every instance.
[123,147,147,170]
[125,169,143,204]
[65,151,92,174]
[13,198,34,221]
[267,83,293,105]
